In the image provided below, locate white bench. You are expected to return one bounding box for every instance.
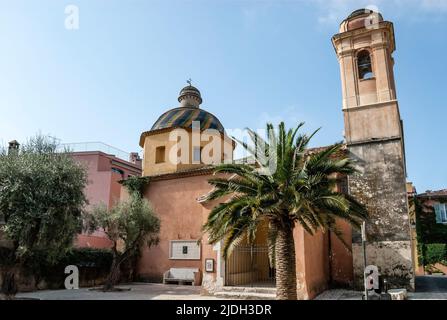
[163,268,200,286]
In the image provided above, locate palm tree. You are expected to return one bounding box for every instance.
[202,122,368,300]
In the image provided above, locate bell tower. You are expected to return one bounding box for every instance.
[332,9,414,289]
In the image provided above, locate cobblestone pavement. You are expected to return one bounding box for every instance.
[16,283,227,300]
[315,276,447,300]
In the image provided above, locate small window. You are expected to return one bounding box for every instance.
[182,246,188,254]
[358,50,373,80]
[434,203,447,224]
[193,146,202,163]
[155,146,166,164]
[0,213,5,225]
[338,178,349,194]
[111,167,124,176]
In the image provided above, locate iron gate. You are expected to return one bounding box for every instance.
[225,245,275,287]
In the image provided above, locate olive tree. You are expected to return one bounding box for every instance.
[0,135,88,296]
[84,192,160,291]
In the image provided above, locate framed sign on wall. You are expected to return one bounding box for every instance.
[205,259,214,273]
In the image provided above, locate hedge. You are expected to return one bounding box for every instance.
[424,243,447,265]
[1,247,113,288]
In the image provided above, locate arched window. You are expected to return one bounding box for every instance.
[357,50,373,80]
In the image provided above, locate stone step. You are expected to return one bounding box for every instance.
[214,291,276,300]
[219,286,276,294]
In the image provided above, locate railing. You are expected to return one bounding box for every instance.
[225,245,275,287]
[58,142,131,162]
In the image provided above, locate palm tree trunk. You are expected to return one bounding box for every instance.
[275,225,297,300]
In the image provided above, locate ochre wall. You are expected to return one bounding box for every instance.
[329,220,354,285]
[295,219,353,299]
[138,171,354,297]
[142,129,234,176]
[294,226,330,300]
[137,174,218,282]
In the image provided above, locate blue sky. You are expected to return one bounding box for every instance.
[0,0,446,192]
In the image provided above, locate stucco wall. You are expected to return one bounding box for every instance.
[294,226,330,300]
[143,130,233,177]
[138,172,353,297]
[329,220,354,285]
[295,219,353,299]
[303,230,330,299]
[71,152,141,249]
[138,174,217,282]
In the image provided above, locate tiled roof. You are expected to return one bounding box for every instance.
[305,144,348,158]
[417,190,447,198]
[151,106,225,134]
[146,165,215,181]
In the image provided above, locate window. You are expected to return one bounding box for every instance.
[169,240,201,260]
[434,203,447,224]
[338,177,349,194]
[111,167,124,176]
[0,213,5,225]
[155,146,166,164]
[193,146,202,163]
[357,50,373,80]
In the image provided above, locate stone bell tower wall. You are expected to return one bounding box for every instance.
[332,9,414,289]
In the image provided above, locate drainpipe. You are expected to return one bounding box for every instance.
[361,221,368,300]
[328,230,333,285]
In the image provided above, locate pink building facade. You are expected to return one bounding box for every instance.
[71,148,142,248]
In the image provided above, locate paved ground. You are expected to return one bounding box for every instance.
[316,276,447,300]
[415,275,447,292]
[16,283,225,300]
[15,276,447,300]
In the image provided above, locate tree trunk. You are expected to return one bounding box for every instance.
[1,268,17,299]
[103,257,121,291]
[275,225,297,300]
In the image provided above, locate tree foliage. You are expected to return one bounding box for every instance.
[202,122,368,299]
[0,135,88,265]
[83,193,160,290]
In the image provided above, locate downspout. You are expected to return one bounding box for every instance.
[328,230,333,286]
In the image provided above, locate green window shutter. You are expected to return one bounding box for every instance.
[434,203,442,223]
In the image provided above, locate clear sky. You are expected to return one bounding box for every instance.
[0,0,446,192]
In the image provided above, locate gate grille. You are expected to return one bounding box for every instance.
[225,245,275,287]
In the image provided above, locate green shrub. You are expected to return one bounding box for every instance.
[20,247,113,288]
[63,248,113,271]
[425,243,447,265]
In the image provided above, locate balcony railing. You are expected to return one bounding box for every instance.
[59,142,131,162]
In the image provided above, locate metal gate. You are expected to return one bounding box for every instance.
[225,245,275,287]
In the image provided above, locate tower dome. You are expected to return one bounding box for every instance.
[139,82,226,147]
[178,84,202,105]
[139,82,234,177]
[150,106,225,134]
[339,8,384,33]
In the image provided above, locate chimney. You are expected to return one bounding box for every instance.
[129,152,142,168]
[8,140,20,155]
